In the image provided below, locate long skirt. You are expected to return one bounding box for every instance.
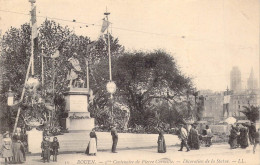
[12,142,25,163]
[88,138,97,154]
[2,148,13,158]
[158,141,166,153]
[229,137,237,149]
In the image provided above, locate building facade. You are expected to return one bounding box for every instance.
[200,90,223,123]
[229,89,260,120]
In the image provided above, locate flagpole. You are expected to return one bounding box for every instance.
[13,0,36,135]
[86,60,89,89]
[104,9,114,123]
[41,46,44,96]
[30,0,35,75]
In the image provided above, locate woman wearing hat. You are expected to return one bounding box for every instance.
[41,136,51,163]
[188,124,200,150]
[85,128,97,156]
[157,130,166,153]
[229,125,238,149]
[12,135,26,164]
[1,132,13,164]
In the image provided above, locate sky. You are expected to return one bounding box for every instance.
[0,0,259,92]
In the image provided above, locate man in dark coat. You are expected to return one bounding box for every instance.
[111,125,118,153]
[249,122,256,145]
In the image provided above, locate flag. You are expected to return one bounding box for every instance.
[31,6,38,54]
[101,18,110,33]
[31,6,37,39]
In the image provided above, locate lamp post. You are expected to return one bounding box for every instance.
[7,88,14,106]
[104,9,116,123]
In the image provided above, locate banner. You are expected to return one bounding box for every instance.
[101,19,110,33]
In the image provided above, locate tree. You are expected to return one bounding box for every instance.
[1,19,124,131]
[241,105,259,122]
[113,50,193,128]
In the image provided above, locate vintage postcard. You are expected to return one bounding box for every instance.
[0,0,259,165]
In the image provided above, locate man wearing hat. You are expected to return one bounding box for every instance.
[178,124,190,152]
[111,124,118,153]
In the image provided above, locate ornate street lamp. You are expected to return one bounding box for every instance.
[7,87,14,106]
[106,81,116,94]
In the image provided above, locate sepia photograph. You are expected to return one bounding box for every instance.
[0,0,259,164]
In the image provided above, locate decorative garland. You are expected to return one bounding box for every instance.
[69,113,90,119]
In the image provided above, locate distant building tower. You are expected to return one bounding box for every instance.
[230,66,242,92]
[247,68,258,90]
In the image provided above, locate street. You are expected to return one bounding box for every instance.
[1,144,259,165]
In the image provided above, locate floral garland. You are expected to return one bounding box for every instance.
[69,113,90,119]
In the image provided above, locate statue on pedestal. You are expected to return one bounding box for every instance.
[67,53,85,88]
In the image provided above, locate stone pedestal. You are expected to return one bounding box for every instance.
[27,128,43,153]
[64,88,94,131]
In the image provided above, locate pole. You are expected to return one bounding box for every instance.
[86,60,89,89]
[30,2,34,76]
[41,47,44,96]
[106,17,112,81]
[51,59,56,126]
[105,10,114,122]
[13,52,33,136]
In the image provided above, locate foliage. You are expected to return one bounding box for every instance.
[113,50,193,127]
[240,105,259,122]
[1,19,124,131]
[1,19,195,132]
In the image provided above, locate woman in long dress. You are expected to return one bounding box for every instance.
[229,125,238,149]
[239,126,249,149]
[12,135,25,164]
[188,125,200,150]
[85,129,97,156]
[41,136,51,162]
[13,127,26,161]
[157,131,166,153]
[1,132,13,164]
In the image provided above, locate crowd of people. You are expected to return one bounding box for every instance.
[1,122,259,164]
[228,122,259,153]
[157,124,213,153]
[0,127,60,164]
[83,123,213,156]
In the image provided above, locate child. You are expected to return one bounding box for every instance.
[1,132,13,165]
[253,128,260,154]
[41,136,51,163]
[51,137,60,161]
